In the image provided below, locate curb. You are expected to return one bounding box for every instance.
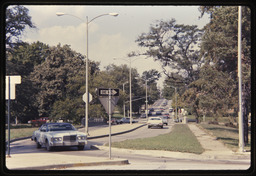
[6,124,146,144]
[10,159,129,170]
[87,124,146,139]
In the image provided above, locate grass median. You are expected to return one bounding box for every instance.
[107,124,205,154]
[5,124,82,141]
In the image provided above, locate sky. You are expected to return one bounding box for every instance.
[17,5,210,88]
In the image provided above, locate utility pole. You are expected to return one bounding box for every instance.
[238,6,245,152]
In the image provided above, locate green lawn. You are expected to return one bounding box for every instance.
[6,127,38,141]
[108,124,205,154]
[5,124,82,141]
[199,124,251,152]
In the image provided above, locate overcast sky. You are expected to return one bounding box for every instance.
[17,5,210,88]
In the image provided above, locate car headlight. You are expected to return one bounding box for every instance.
[51,137,62,142]
[77,136,86,140]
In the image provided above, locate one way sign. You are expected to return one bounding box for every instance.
[98,88,119,96]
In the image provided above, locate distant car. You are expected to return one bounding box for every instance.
[163,113,170,119]
[160,116,168,125]
[31,123,87,151]
[140,114,146,118]
[149,108,154,112]
[107,118,117,125]
[117,117,136,124]
[156,111,162,115]
[147,117,163,128]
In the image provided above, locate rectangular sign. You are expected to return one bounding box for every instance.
[6,76,21,100]
[98,88,119,96]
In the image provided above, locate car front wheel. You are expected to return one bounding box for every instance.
[77,145,85,150]
[45,140,52,151]
[36,141,41,149]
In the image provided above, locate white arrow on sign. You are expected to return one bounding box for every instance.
[5,76,21,100]
[83,93,92,103]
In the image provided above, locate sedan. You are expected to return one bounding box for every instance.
[147,117,163,129]
[31,123,87,151]
[118,117,136,124]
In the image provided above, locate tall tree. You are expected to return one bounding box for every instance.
[135,19,203,88]
[30,44,86,118]
[6,5,36,48]
[6,42,49,123]
[141,69,161,104]
[199,6,251,143]
[182,65,236,122]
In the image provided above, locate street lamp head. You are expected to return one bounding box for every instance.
[108,13,119,17]
[56,12,65,16]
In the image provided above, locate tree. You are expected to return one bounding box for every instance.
[141,69,161,104]
[6,42,49,123]
[93,64,144,115]
[135,19,203,88]
[199,6,251,144]
[30,44,86,118]
[6,5,36,48]
[182,65,236,122]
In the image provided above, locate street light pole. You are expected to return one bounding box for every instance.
[56,12,118,135]
[129,59,132,124]
[238,6,244,152]
[85,16,89,135]
[123,82,128,118]
[145,80,148,120]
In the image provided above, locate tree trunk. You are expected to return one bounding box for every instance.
[243,98,249,144]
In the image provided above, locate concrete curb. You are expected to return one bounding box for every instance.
[87,124,146,139]
[10,159,129,170]
[7,124,146,144]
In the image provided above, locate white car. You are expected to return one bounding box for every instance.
[31,123,87,151]
[147,117,163,128]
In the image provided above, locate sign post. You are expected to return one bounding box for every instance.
[7,76,10,157]
[98,88,119,159]
[5,76,21,157]
[108,88,112,159]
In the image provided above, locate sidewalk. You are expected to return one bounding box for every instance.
[5,123,144,170]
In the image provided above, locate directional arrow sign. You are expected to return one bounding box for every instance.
[6,76,21,100]
[98,88,119,96]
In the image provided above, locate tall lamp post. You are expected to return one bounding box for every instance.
[237,6,244,152]
[114,57,140,124]
[56,12,118,135]
[123,81,128,118]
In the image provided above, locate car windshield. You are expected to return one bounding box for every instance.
[48,124,75,131]
[150,118,161,120]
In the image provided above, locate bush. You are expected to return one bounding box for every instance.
[208,121,219,125]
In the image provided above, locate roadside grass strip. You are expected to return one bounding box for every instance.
[110,124,205,154]
[6,127,38,141]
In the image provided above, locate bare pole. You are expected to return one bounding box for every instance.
[108,88,112,159]
[146,80,148,120]
[85,16,89,136]
[238,6,245,152]
[7,76,11,157]
[129,59,132,124]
